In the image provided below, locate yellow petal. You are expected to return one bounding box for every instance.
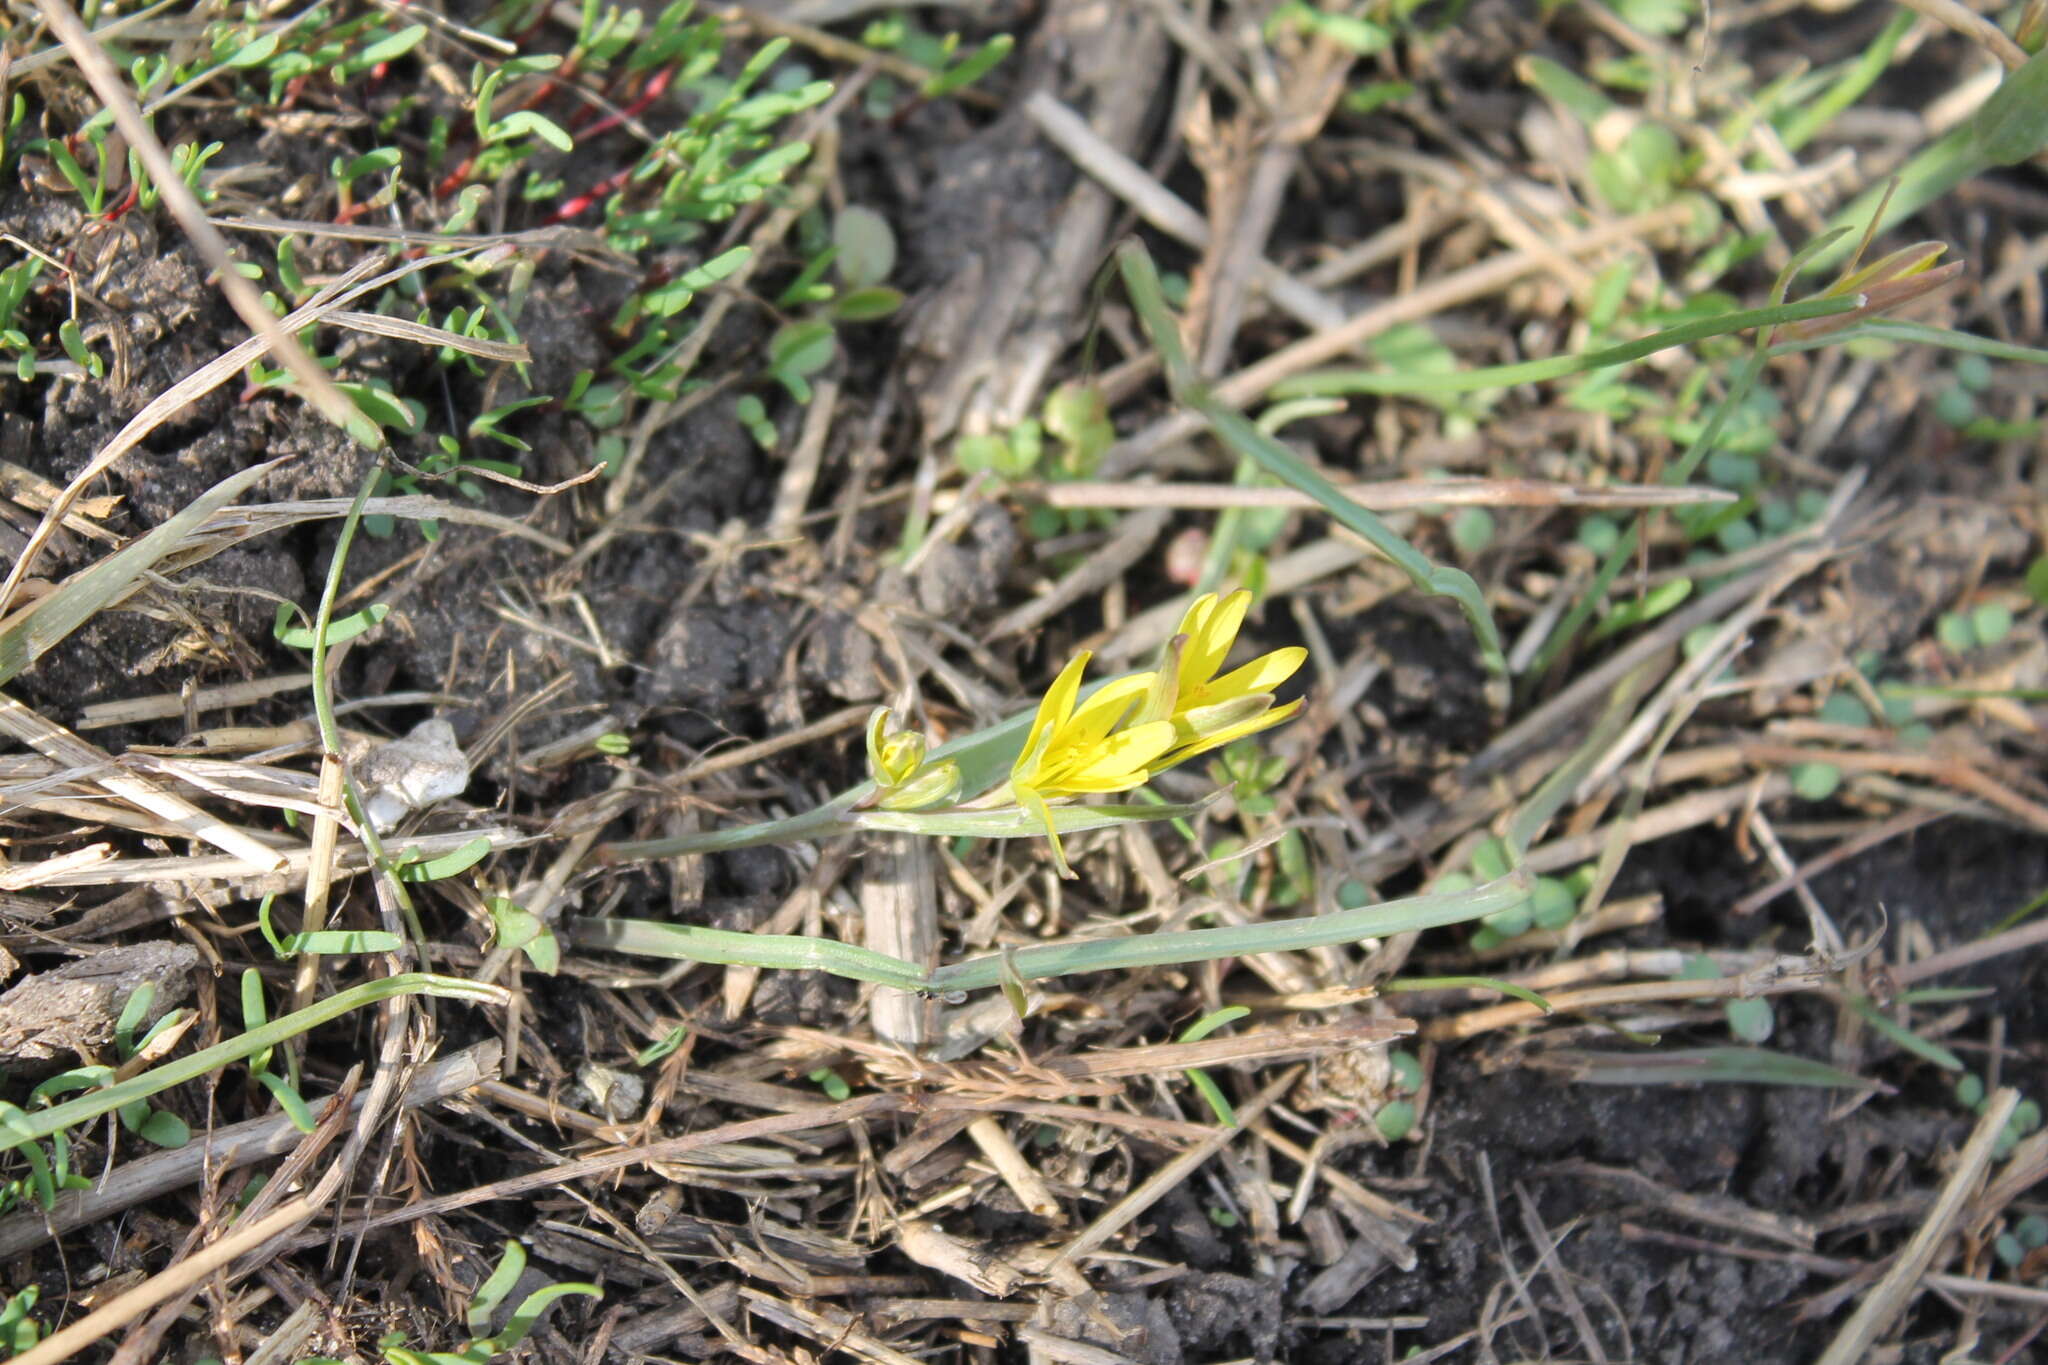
[1161,698,1304,767]
[1173,592,1219,645]
[1181,589,1250,692]
[1198,647,1306,707]
[1058,720,1175,790]
[1067,672,1155,745]
[1015,651,1090,782]
[865,707,892,782]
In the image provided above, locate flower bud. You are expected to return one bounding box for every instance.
[876,759,961,811]
[865,708,928,788]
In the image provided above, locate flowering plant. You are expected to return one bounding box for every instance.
[602,590,1305,876]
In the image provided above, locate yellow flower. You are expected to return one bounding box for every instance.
[1146,590,1307,765]
[1008,651,1175,876]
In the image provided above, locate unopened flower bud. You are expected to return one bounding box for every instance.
[877,759,961,811]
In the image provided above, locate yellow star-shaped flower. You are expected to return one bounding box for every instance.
[1008,651,1174,876]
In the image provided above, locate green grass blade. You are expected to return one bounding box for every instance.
[1775,319,2048,366]
[1116,241,1506,674]
[0,973,505,1153]
[1841,993,1965,1071]
[1269,296,1855,400]
[1800,127,1986,276]
[1383,975,1554,1011]
[928,871,1531,993]
[1777,9,1914,153]
[856,797,1214,839]
[1558,1046,1880,1089]
[569,917,935,991]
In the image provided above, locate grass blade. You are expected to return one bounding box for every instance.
[1117,241,1507,674]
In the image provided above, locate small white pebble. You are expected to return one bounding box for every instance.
[358,719,470,833]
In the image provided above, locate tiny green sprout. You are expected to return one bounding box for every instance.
[1207,1205,1241,1229]
[2017,1098,2043,1135]
[2019,1213,2048,1249]
[1375,1098,1417,1141]
[1956,353,1994,392]
[832,204,896,289]
[1973,602,2015,647]
[1791,762,1842,802]
[594,731,632,757]
[1724,996,1775,1044]
[1482,899,1532,939]
[809,1067,851,1101]
[1530,877,1577,931]
[1817,692,1873,728]
[1934,386,1976,429]
[1998,1232,2026,1267]
[0,1285,42,1356]
[635,1026,688,1067]
[1043,382,1114,478]
[1936,611,1979,654]
[1450,507,1495,556]
[2027,556,2048,607]
[1957,1073,1987,1108]
[488,897,558,974]
[1388,1050,1423,1094]
[1578,514,1621,554]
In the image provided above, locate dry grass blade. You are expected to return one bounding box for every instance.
[321,310,533,362]
[8,1195,318,1365]
[1817,1088,2021,1365]
[1031,479,1736,511]
[0,700,289,870]
[0,1043,500,1259]
[0,459,281,687]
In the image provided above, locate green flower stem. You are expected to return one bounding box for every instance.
[598,798,862,863]
[926,873,1529,991]
[575,872,1531,997]
[0,973,504,1154]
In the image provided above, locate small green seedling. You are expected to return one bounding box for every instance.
[0,1286,42,1359]
[304,1240,597,1365]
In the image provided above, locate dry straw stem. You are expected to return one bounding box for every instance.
[0,1043,501,1260]
[1024,88,1347,332]
[1817,1087,2021,1365]
[8,1195,318,1365]
[1051,1067,1304,1271]
[1421,964,1826,1042]
[0,695,285,872]
[1896,0,2031,69]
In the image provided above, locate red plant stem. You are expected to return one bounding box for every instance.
[544,162,634,224]
[576,62,674,140]
[99,179,138,224]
